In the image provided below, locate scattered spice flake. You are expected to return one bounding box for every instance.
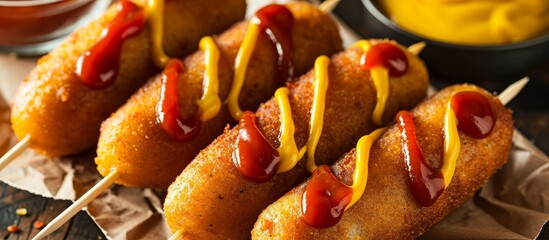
[33,221,45,230]
[16,208,28,216]
[7,225,19,233]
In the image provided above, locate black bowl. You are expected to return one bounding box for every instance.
[334,0,549,81]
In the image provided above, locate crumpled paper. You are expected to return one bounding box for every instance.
[1,0,549,239]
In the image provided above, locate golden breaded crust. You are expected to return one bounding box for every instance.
[10,0,246,157]
[95,2,343,189]
[163,41,428,239]
[252,85,514,239]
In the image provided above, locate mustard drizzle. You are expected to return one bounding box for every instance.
[227,23,262,120]
[147,0,170,68]
[275,55,330,174]
[196,37,222,122]
[353,40,390,126]
[305,56,330,173]
[440,88,476,188]
[275,87,305,173]
[346,127,386,210]
[440,102,459,188]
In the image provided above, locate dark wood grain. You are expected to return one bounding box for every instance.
[0,182,106,240]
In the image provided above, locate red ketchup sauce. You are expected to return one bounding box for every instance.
[76,0,145,89]
[232,111,280,183]
[397,111,445,207]
[156,59,202,142]
[301,165,353,228]
[361,42,408,77]
[450,91,495,139]
[253,4,294,83]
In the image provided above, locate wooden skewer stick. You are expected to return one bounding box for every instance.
[32,171,120,240]
[408,42,426,55]
[498,77,529,105]
[168,229,186,240]
[318,0,340,13]
[0,134,30,171]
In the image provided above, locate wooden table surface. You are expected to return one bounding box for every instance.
[0,183,105,240]
[1,10,549,240]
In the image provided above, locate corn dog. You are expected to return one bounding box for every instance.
[94,2,343,189]
[10,0,246,157]
[163,40,429,238]
[252,84,514,239]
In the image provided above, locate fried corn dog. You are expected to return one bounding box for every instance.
[95,2,343,189]
[10,0,246,157]
[252,85,514,239]
[164,40,429,238]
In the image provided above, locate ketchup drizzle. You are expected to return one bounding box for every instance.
[253,4,294,84]
[361,42,408,77]
[156,59,202,142]
[232,111,280,183]
[301,165,353,228]
[450,91,495,139]
[76,0,146,89]
[397,111,445,207]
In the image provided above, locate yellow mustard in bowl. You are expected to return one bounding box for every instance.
[380,0,549,45]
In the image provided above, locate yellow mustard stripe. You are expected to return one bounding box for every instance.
[275,87,306,173]
[305,56,331,173]
[370,67,389,125]
[352,40,372,52]
[227,23,261,121]
[196,36,222,122]
[440,101,459,188]
[353,40,390,126]
[147,0,169,68]
[407,42,426,56]
[440,88,477,188]
[347,127,386,210]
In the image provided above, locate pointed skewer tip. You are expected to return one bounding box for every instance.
[498,77,529,106]
[408,42,426,55]
[318,0,341,13]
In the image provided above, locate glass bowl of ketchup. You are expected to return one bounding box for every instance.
[334,0,549,81]
[0,0,110,56]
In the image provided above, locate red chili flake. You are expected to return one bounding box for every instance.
[33,221,45,230]
[7,224,19,233]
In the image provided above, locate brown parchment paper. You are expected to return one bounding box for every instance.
[1,1,549,239]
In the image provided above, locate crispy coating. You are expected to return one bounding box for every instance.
[163,41,429,239]
[95,2,343,189]
[252,85,514,239]
[10,0,246,157]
